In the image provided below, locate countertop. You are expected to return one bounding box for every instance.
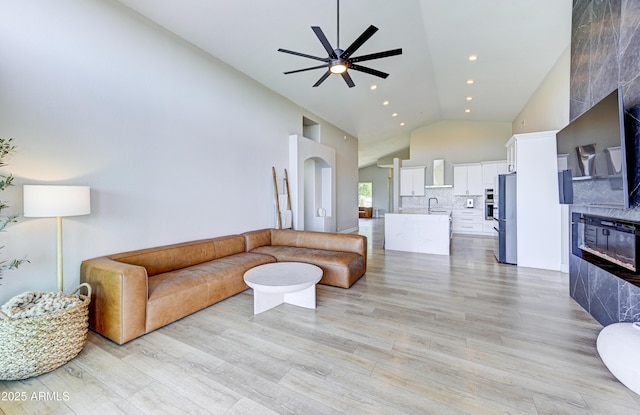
[396,207,452,215]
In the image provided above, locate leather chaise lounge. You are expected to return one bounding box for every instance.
[80,228,367,344]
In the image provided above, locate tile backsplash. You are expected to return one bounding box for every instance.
[401,187,483,210]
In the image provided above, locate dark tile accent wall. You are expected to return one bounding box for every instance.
[569,0,640,326]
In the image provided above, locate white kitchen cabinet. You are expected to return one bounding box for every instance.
[481,160,508,189]
[452,209,484,234]
[482,160,508,188]
[468,167,483,194]
[482,162,498,187]
[453,164,483,196]
[497,161,509,175]
[400,166,425,196]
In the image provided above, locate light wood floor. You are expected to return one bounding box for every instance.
[2,219,640,414]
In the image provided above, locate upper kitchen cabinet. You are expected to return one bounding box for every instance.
[400,166,425,196]
[481,160,508,188]
[497,161,509,175]
[453,163,482,196]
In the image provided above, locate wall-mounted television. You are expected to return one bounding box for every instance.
[556,87,634,208]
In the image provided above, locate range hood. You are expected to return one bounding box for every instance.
[426,159,452,188]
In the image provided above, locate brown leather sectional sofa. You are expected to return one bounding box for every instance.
[80,228,367,344]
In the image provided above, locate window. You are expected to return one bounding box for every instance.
[358,182,372,207]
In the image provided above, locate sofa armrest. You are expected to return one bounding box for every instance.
[81,257,148,345]
[315,233,367,270]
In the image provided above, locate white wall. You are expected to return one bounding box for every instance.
[0,0,358,301]
[512,46,571,134]
[406,120,513,185]
[319,127,359,233]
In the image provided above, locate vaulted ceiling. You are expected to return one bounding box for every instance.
[116,0,571,167]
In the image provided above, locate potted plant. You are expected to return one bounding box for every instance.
[0,137,27,281]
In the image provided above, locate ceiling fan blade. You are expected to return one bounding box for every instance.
[341,72,355,88]
[349,48,403,63]
[313,70,332,87]
[278,48,330,63]
[311,26,338,59]
[341,25,378,60]
[284,64,329,75]
[349,64,389,79]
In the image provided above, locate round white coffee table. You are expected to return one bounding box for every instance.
[243,262,323,314]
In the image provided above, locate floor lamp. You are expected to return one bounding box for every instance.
[23,185,91,292]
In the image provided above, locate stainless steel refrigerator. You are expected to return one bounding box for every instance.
[493,173,517,264]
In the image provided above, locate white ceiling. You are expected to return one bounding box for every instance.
[116,0,571,167]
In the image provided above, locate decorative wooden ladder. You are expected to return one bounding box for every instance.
[272,167,292,229]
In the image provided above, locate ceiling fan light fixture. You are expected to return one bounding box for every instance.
[330,62,348,74]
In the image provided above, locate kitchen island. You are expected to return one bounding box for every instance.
[384,210,452,255]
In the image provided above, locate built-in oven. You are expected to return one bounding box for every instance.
[484,188,494,220]
[485,203,494,220]
[485,188,494,202]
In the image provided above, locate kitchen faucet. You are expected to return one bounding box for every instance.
[428,197,438,213]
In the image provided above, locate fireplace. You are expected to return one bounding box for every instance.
[572,212,640,286]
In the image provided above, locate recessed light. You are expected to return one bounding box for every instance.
[392,112,398,117]
[400,122,405,126]
[468,55,478,61]
[465,109,471,113]
[466,96,473,101]
[370,84,378,90]
[383,100,389,106]
[467,79,474,85]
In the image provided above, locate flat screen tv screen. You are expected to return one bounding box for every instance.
[556,87,632,208]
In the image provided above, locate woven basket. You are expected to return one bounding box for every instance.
[0,283,91,381]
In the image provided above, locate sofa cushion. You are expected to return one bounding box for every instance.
[146,267,210,332]
[216,252,275,269]
[242,229,272,251]
[110,235,247,276]
[271,229,366,257]
[145,252,275,332]
[197,253,275,304]
[250,245,365,288]
[111,240,217,276]
[148,269,207,301]
[212,235,247,259]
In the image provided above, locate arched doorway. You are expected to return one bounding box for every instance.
[304,157,332,232]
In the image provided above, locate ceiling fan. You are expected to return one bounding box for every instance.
[277,0,403,88]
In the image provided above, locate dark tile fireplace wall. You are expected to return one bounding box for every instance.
[569,0,640,325]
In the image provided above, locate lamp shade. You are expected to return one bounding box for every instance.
[23,185,91,218]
